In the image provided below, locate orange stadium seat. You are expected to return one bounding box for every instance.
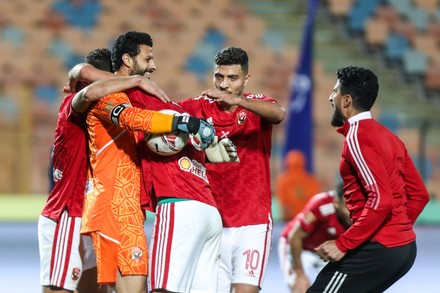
[413,0,439,15]
[424,64,440,91]
[326,0,354,18]
[412,34,440,65]
[365,17,389,48]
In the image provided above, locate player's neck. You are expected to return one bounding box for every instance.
[220,103,238,113]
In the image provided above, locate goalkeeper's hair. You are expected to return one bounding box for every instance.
[214,46,249,74]
[112,31,153,71]
[85,48,113,73]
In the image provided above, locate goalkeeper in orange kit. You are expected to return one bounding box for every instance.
[78,86,214,293]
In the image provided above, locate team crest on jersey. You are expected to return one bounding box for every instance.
[53,168,63,182]
[84,180,93,194]
[237,111,247,125]
[132,246,143,262]
[71,267,81,281]
[178,157,209,183]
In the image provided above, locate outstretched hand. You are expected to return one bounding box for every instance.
[205,136,240,163]
[138,77,170,103]
[201,89,241,106]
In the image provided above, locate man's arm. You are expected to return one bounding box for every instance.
[72,75,169,113]
[202,89,286,123]
[68,64,169,111]
[290,226,311,291]
[90,92,215,148]
[403,151,430,224]
[67,63,114,94]
[289,212,315,291]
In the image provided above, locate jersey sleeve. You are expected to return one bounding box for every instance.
[63,94,85,124]
[336,134,394,253]
[177,97,200,116]
[91,92,174,134]
[402,149,430,224]
[298,196,323,233]
[245,93,277,104]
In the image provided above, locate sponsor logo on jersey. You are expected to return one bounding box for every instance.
[71,267,81,281]
[132,246,143,262]
[178,157,209,183]
[246,269,255,278]
[246,93,265,99]
[194,95,216,103]
[220,130,230,139]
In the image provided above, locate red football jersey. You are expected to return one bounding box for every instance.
[41,94,88,219]
[127,88,216,211]
[280,191,348,252]
[178,93,276,227]
[335,112,429,253]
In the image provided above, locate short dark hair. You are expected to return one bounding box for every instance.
[214,46,249,74]
[84,48,113,72]
[336,66,379,111]
[111,31,153,71]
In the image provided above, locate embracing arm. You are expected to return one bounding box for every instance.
[72,75,160,113]
[67,63,114,93]
[68,64,169,113]
[202,89,286,123]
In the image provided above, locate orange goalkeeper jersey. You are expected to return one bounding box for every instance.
[81,92,174,238]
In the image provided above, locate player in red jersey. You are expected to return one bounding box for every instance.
[307,66,430,293]
[278,183,351,293]
[38,47,171,293]
[178,46,286,293]
[38,48,114,293]
[111,31,221,293]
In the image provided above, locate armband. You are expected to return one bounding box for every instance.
[110,104,131,125]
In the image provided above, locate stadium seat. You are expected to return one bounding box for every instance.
[348,0,381,33]
[413,0,439,14]
[384,33,409,63]
[376,4,400,27]
[325,0,354,18]
[412,34,440,65]
[402,48,428,76]
[365,17,389,48]
[387,0,413,19]
[424,64,440,91]
[407,7,429,32]
[391,18,417,44]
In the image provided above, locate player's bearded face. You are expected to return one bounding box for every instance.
[331,104,345,127]
[130,59,147,76]
[329,80,345,127]
[129,45,156,78]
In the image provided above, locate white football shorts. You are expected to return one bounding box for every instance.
[38,210,96,291]
[148,200,222,293]
[217,217,273,293]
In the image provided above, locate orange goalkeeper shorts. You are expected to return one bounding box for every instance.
[91,222,148,284]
